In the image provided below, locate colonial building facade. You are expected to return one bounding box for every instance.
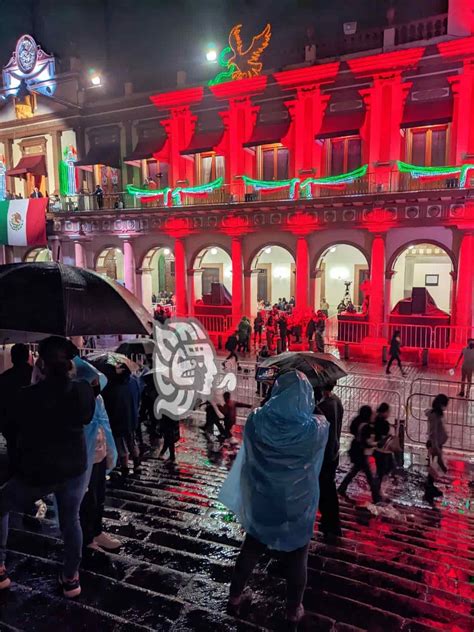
[1,6,474,353]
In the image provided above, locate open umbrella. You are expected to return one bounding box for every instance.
[0,263,153,340]
[116,339,155,357]
[257,351,347,387]
[86,351,139,380]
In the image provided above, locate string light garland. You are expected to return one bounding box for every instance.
[126,177,223,207]
[300,164,368,197]
[242,175,300,199]
[396,160,474,187]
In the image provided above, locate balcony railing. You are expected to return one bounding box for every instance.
[48,169,471,214]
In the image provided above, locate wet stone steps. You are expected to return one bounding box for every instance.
[0,423,473,631]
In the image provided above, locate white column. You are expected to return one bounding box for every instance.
[140,268,153,313]
[121,237,136,295]
[74,241,85,268]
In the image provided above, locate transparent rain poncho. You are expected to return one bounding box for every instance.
[219,370,328,552]
[73,356,117,474]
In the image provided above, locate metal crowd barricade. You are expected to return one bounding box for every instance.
[333,383,403,434]
[406,391,474,453]
[194,314,233,334]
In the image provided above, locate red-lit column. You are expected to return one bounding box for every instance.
[448,65,474,164]
[211,77,267,198]
[369,233,386,328]
[348,49,423,190]
[231,237,244,326]
[174,237,187,317]
[359,75,412,190]
[122,238,136,296]
[296,236,309,310]
[455,231,474,329]
[275,65,339,178]
[150,88,204,187]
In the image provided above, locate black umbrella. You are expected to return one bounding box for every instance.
[257,351,347,386]
[86,351,140,380]
[0,263,153,339]
[116,339,155,357]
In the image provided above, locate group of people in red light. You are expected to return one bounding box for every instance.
[224,306,328,366]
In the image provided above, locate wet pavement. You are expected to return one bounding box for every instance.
[0,423,473,632]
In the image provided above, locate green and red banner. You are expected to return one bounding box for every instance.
[0,198,47,246]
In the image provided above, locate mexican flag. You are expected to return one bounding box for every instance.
[0,198,47,246]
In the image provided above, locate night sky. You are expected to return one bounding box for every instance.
[0,0,448,91]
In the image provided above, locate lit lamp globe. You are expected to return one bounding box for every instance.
[206,49,217,63]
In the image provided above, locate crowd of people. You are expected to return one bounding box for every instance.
[224,308,328,366]
[0,335,452,625]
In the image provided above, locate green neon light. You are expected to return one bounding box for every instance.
[396,161,474,188]
[126,177,223,207]
[208,46,237,87]
[300,164,368,190]
[242,175,300,199]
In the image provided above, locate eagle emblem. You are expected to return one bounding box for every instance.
[208,24,272,86]
[228,23,272,80]
[9,212,23,232]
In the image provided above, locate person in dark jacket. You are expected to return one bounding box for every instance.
[0,344,33,477]
[338,405,381,504]
[253,313,264,346]
[218,391,251,438]
[278,314,289,352]
[316,383,344,538]
[386,330,406,376]
[93,184,104,209]
[0,336,95,598]
[224,331,239,366]
[102,364,140,476]
[203,401,226,440]
[159,413,180,463]
[306,316,316,349]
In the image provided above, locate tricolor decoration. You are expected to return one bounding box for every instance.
[396,160,474,187]
[0,198,47,246]
[300,164,369,197]
[242,175,300,199]
[126,177,223,207]
[171,177,224,205]
[58,145,78,196]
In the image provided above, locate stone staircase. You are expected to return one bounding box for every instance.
[0,424,472,631]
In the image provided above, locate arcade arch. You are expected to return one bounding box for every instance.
[24,248,52,262]
[315,244,369,314]
[250,245,295,308]
[141,246,175,302]
[390,242,453,314]
[96,247,124,283]
[193,246,232,301]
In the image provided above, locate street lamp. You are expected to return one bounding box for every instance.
[205,43,218,63]
[88,68,102,87]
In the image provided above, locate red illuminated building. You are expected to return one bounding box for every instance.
[1,2,474,361]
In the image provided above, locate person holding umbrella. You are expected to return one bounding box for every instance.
[316,382,344,539]
[102,363,141,476]
[219,371,328,626]
[0,336,96,598]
